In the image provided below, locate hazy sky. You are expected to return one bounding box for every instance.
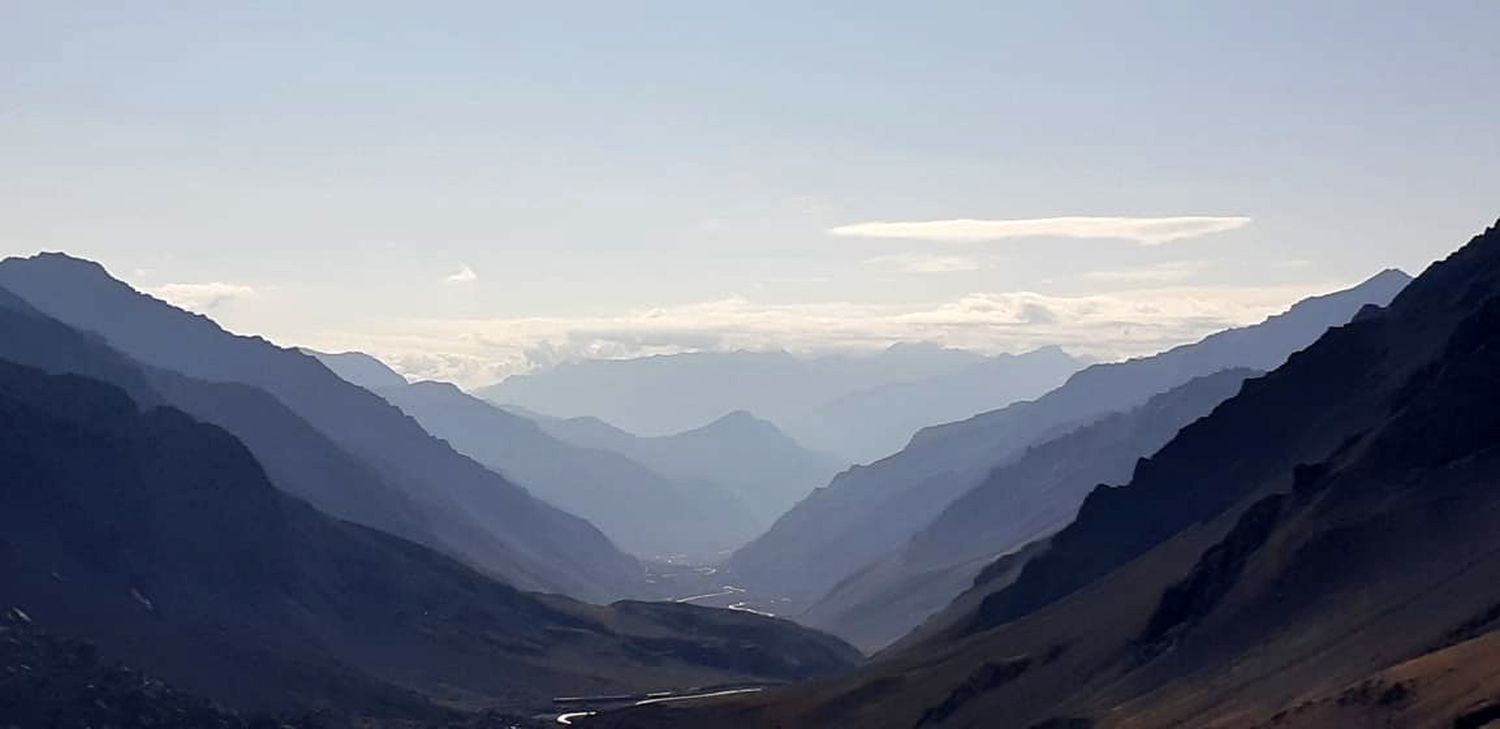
[3,2,1498,386]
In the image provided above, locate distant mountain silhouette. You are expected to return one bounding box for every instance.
[366,376,761,559]
[722,270,1410,612]
[0,359,861,719]
[299,348,409,390]
[611,224,1500,729]
[802,367,1257,651]
[785,345,1084,463]
[0,253,641,602]
[531,409,847,526]
[479,343,1076,462]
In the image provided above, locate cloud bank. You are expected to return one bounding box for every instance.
[829,215,1252,245]
[149,282,257,310]
[305,280,1344,388]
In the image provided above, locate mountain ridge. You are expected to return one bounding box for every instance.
[721,270,1410,612]
[0,253,642,602]
[481,343,1080,462]
[529,407,848,528]
[802,367,1260,651]
[0,357,863,719]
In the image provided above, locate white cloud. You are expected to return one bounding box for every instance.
[149,282,257,310]
[863,253,982,274]
[444,264,477,284]
[305,280,1347,388]
[828,215,1252,246]
[1083,260,1211,284]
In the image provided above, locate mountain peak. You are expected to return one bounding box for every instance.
[1266,267,1411,325]
[1015,344,1075,361]
[676,409,805,447]
[1365,266,1413,287]
[704,409,775,432]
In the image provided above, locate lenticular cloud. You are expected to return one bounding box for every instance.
[828,215,1251,245]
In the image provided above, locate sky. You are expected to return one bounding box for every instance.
[3,1,1498,387]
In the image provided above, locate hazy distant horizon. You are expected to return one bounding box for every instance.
[0,249,1404,389]
[2,250,1410,391]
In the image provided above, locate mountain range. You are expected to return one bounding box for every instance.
[10,222,1500,729]
[720,268,1412,614]
[480,343,1083,463]
[0,253,642,602]
[592,222,1500,729]
[526,408,847,528]
[366,376,764,560]
[300,349,839,559]
[0,355,860,720]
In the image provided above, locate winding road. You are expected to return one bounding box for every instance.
[553,686,765,724]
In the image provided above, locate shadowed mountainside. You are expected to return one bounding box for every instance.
[803,367,1258,651]
[0,253,641,602]
[0,288,442,559]
[0,358,862,720]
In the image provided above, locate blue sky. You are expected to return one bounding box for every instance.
[3,1,1497,385]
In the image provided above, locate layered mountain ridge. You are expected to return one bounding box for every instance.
[0,357,862,719]
[0,253,641,602]
[373,378,763,559]
[481,343,1082,463]
[803,367,1260,651]
[721,270,1410,613]
[6,223,1491,729]
[530,408,847,528]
